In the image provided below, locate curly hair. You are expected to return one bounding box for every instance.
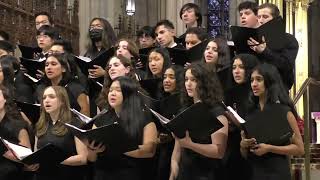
[36,86,72,137]
[181,62,223,108]
[203,37,230,71]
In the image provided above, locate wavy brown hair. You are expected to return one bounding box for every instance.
[36,86,72,137]
[181,62,224,108]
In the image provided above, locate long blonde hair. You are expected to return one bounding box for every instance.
[36,86,72,137]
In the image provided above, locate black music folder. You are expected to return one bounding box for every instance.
[149,102,224,141]
[63,122,138,154]
[75,47,115,76]
[15,101,41,124]
[231,16,286,54]
[0,139,68,165]
[226,104,293,145]
[18,44,42,59]
[139,46,155,68]
[166,47,188,66]
[19,57,46,79]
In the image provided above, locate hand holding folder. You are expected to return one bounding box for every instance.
[149,102,224,142]
[63,122,138,154]
[0,138,68,165]
[226,104,293,145]
[75,47,115,76]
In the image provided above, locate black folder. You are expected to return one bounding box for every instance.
[231,17,286,54]
[15,100,41,124]
[71,108,108,129]
[21,144,68,165]
[19,57,46,79]
[166,47,188,66]
[18,44,42,59]
[0,138,68,165]
[158,93,181,119]
[63,122,138,154]
[149,102,224,142]
[75,47,115,76]
[139,46,155,69]
[227,104,293,145]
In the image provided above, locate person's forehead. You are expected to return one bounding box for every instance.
[36,15,49,21]
[258,7,272,14]
[240,9,254,14]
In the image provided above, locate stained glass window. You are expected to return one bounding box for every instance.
[208,0,230,38]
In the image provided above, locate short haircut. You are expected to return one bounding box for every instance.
[238,1,258,15]
[258,3,280,18]
[37,25,60,40]
[185,27,208,41]
[179,3,202,26]
[137,26,155,39]
[155,20,175,31]
[52,39,73,53]
[0,30,10,41]
[34,11,53,25]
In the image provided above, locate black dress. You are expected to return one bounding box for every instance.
[246,104,292,180]
[224,83,252,180]
[0,114,29,179]
[177,104,225,180]
[93,110,153,180]
[35,120,86,180]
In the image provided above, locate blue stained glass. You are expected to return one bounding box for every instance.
[208,0,230,38]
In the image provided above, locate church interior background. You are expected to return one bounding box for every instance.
[0,0,319,179]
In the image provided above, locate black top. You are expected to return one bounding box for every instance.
[0,114,29,179]
[257,33,298,91]
[93,110,152,180]
[246,104,292,180]
[177,103,225,180]
[36,119,85,180]
[14,71,36,104]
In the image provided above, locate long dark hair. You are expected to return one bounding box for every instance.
[232,53,259,84]
[0,55,15,91]
[248,63,298,118]
[181,62,223,108]
[145,47,172,78]
[86,17,117,57]
[203,37,230,71]
[42,53,74,86]
[109,76,146,139]
[162,65,185,95]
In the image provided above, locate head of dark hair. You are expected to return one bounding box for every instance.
[109,76,146,139]
[179,3,202,26]
[52,39,73,54]
[0,56,15,92]
[0,30,10,41]
[181,62,223,107]
[0,40,14,53]
[248,63,298,118]
[86,17,117,55]
[232,53,259,84]
[37,25,60,40]
[238,1,258,15]
[258,3,280,18]
[43,53,73,86]
[203,37,230,70]
[185,27,208,41]
[155,19,175,31]
[163,65,185,94]
[35,11,53,25]
[146,47,172,78]
[137,26,155,39]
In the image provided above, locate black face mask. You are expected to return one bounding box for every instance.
[89,28,103,41]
